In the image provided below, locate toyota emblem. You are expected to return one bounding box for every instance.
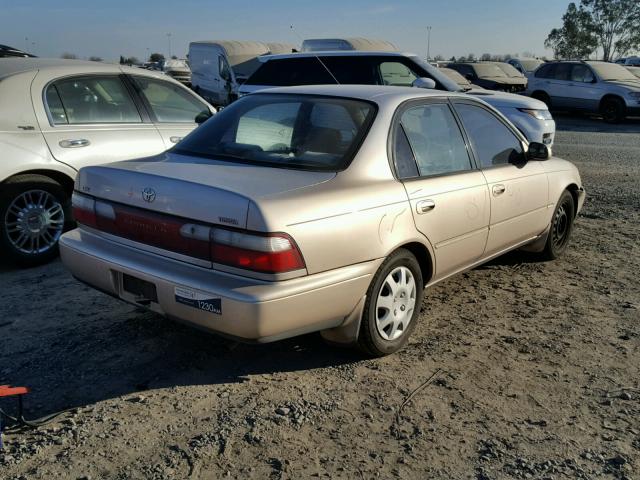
[142,188,156,203]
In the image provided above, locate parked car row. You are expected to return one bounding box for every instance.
[238,51,555,145]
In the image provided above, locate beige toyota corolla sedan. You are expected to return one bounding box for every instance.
[60,85,585,356]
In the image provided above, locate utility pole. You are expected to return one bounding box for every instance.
[167,33,172,58]
[426,26,432,61]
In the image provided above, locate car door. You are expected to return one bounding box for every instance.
[546,63,573,108]
[452,100,549,257]
[392,100,490,280]
[567,64,602,111]
[33,73,165,171]
[127,75,213,148]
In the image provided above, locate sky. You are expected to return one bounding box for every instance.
[1,0,573,61]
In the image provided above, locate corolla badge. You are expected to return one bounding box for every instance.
[142,188,156,203]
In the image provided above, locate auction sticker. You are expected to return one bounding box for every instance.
[174,286,222,315]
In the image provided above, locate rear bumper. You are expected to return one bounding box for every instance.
[60,228,377,342]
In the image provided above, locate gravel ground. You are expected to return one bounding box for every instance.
[1,117,639,479]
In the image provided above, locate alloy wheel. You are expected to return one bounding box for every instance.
[4,189,65,255]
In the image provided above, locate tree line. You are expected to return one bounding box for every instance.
[545,0,639,61]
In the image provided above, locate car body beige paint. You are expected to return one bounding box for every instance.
[60,85,585,344]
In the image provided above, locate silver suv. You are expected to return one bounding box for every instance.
[526,60,640,123]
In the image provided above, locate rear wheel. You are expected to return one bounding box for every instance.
[0,175,70,266]
[601,97,626,124]
[357,249,424,357]
[541,190,575,261]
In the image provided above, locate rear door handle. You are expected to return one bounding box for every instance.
[59,139,90,148]
[492,184,506,196]
[416,199,435,214]
[169,136,183,144]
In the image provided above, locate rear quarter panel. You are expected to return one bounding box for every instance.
[542,158,584,217]
[247,177,425,275]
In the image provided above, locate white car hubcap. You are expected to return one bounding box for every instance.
[375,266,417,341]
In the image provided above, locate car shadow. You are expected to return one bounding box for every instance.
[475,249,545,269]
[0,306,362,419]
[554,112,640,133]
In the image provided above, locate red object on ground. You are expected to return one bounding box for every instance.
[0,385,30,397]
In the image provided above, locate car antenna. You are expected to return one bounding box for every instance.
[289,25,341,85]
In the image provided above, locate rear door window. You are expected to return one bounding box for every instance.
[399,103,472,177]
[46,75,141,125]
[131,76,210,123]
[535,63,556,79]
[553,63,572,81]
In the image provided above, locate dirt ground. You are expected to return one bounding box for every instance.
[1,116,639,480]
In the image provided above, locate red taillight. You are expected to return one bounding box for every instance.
[210,228,305,274]
[72,192,305,274]
[97,204,211,261]
[72,192,97,227]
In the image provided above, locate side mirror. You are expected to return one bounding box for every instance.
[465,73,474,80]
[195,110,213,125]
[412,77,437,89]
[527,142,551,160]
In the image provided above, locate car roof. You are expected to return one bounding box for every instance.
[248,84,466,102]
[0,57,174,81]
[259,51,417,62]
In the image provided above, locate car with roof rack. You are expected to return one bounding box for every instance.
[238,51,555,146]
[526,60,640,123]
[0,58,215,266]
[60,85,584,356]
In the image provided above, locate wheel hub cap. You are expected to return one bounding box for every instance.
[5,189,65,254]
[375,266,417,341]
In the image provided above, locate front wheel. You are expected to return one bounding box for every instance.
[541,190,575,261]
[601,97,625,124]
[0,175,70,266]
[357,249,424,357]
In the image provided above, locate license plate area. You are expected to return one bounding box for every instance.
[122,273,158,304]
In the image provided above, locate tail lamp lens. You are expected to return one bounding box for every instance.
[72,192,305,274]
[211,228,305,273]
[71,192,97,227]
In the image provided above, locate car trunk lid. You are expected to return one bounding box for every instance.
[76,152,336,229]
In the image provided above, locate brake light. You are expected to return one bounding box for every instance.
[72,192,97,227]
[210,228,305,273]
[72,194,305,274]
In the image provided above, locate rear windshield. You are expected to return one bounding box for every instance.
[173,93,376,171]
[589,62,637,81]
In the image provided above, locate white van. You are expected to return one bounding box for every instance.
[301,37,397,52]
[189,40,270,106]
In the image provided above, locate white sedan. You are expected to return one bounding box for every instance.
[0,58,215,265]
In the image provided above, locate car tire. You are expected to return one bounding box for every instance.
[357,248,424,357]
[532,91,551,108]
[540,190,575,261]
[0,175,71,267]
[601,97,625,124]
